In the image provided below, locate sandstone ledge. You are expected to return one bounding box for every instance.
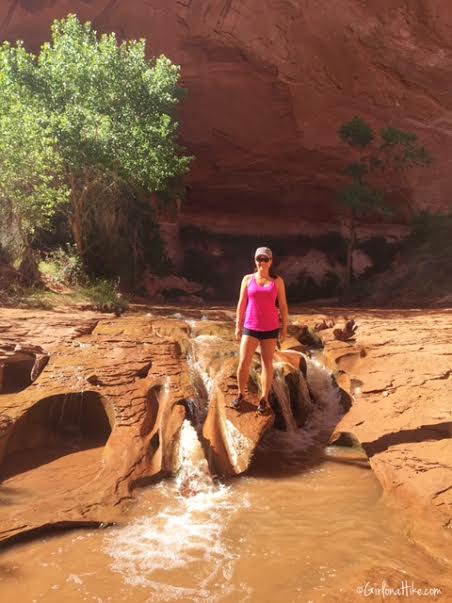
[0,306,451,555]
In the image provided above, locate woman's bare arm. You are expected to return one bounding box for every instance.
[235,275,250,339]
[276,276,289,341]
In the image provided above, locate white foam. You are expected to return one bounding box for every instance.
[223,418,255,473]
[256,355,342,458]
[173,420,211,493]
[104,481,246,601]
[264,350,341,441]
[187,319,197,331]
[103,329,342,600]
[298,356,342,448]
[187,351,216,400]
[104,417,250,601]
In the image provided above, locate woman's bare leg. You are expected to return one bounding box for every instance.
[237,335,259,396]
[259,338,278,401]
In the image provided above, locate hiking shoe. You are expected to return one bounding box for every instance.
[256,399,267,414]
[232,394,243,410]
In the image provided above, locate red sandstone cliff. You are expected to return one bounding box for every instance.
[1,1,452,231]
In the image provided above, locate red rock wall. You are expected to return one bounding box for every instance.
[2,0,452,232]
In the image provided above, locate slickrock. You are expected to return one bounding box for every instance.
[202,355,275,475]
[323,309,452,539]
[1,305,451,557]
[0,312,197,544]
[0,308,309,545]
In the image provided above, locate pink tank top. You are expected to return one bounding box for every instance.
[243,275,279,331]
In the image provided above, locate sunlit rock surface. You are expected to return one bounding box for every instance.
[0,305,451,556]
[0,307,315,545]
[324,310,452,534]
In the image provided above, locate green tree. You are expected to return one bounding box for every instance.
[0,14,191,271]
[338,116,432,296]
[0,42,69,281]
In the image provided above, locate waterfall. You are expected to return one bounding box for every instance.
[302,355,343,444]
[173,420,212,495]
[102,315,343,601]
[186,332,225,419]
[104,418,247,602]
[254,354,343,462]
[271,364,299,432]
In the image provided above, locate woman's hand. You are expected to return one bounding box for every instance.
[235,325,243,341]
[280,328,287,343]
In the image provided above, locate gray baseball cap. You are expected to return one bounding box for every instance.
[254,246,273,259]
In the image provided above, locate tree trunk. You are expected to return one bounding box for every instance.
[15,216,40,287]
[71,199,84,259]
[69,176,90,262]
[344,214,356,299]
[18,244,40,287]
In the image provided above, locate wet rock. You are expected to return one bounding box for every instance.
[0,308,312,543]
[290,324,323,348]
[333,319,358,341]
[0,311,196,545]
[314,318,335,332]
[30,353,49,382]
[0,344,48,394]
[1,304,450,551]
[323,309,452,532]
[202,356,274,477]
[279,336,306,353]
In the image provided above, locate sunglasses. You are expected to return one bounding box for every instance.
[256,256,270,263]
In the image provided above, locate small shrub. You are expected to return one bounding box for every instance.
[82,279,128,315]
[41,244,86,286]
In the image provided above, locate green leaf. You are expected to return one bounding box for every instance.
[338,183,393,217]
[339,116,374,148]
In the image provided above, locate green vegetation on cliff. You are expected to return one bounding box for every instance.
[337,116,432,297]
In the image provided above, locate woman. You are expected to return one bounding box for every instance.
[233,246,289,414]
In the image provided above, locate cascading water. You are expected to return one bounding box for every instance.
[104,419,249,602]
[248,352,344,475]
[173,420,212,495]
[103,326,345,600]
[186,329,230,428]
[304,355,343,439]
[271,364,299,432]
[186,338,216,401]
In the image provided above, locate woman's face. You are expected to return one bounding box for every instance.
[255,255,271,270]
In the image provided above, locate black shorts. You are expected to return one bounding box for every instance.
[243,327,279,340]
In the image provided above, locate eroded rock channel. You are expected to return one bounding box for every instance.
[0,308,348,546]
[0,305,451,579]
